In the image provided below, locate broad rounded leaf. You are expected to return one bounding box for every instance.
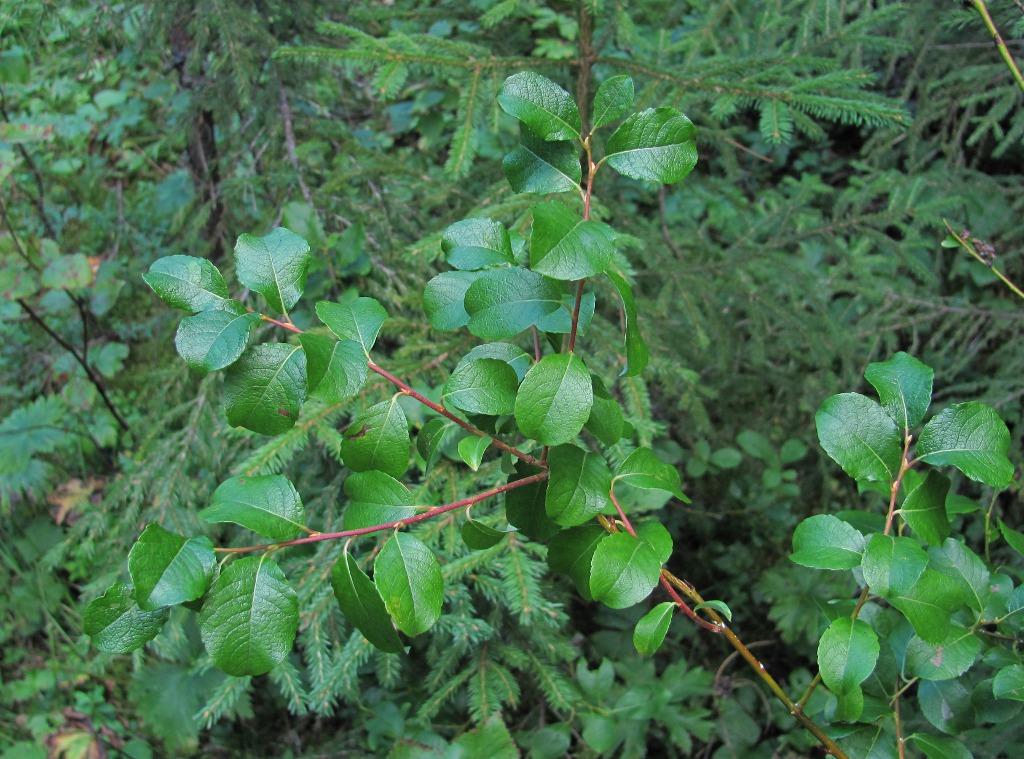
[234,227,310,314]
[636,521,673,564]
[909,734,975,759]
[504,125,581,194]
[993,664,1024,701]
[374,533,443,636]
[585,375,625,446]
[790,514,866,569]
[342,470,415,530]
[199,555,298,676]
[443,358,518,415]
[916,402,1013,487]
[200,475,306,541]
[441,218,514,270]
[545,444,611,527]
[534,291,596,335]
[530,200,615,280]
[633,601,674,656]
[175,307,259,374]
[590,532,662,609]
[929,538,990,614]
[817,617,879,695]
[462,518,514,550]
[547,524,607,600]
[223,343,306,436]
[457,435,491,471]
[465,268,562,340]
[331,553,404,653]
[423,271,481,332]
[890,570,962,644]
[339,398,411,478]
[815,393,902,482]
[604,269,648,376]
[41,253,93,290]
[905,627,980,681]
[128,524,216,610]
[592,75,634,130]
[143,255,229,312]
[299,334,368,402]
[604,107,697,183]
[900,469,951,546]
[505,467,559,541]
[417,418,457,475]
[84,584,169,654]
[514,353,593,446]
[864,352,933,432]
[497,71,581,141]
[613,447,688,501]
[456,342,532,382]
[316,297,388,356]
[861,534,928,600]
[999,518,1024,558]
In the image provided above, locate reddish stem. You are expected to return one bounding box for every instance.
[258,313,302,334]
[568,279,587,353]
[215,471,548,554]
[608,489,637,537]
[659,574,721,632]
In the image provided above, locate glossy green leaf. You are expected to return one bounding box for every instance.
[815,393,902,482]
[890,570,964,644]
[496,71,582,141]
[585,375,625,446]
[298,334,368,402]
[548,524,607,600]
[456,342,532,382]
[503,124,581,194]
[234,227,310,315]
[199,555,298,676]
[457,435,491,471]
[342,470,415,530]
[590,531,662,609]
[818,617,879,695]
[514,353,593,446]
[928,538,990,613]
[790,514,866,570]
[993,664,1024,701]
[530,200,615,280]
[443,358,518,416]
[223,343,306,436]
[613,447,688,501]
[142,255,229,312]
[464,268,562,340]
[331,553,404,653]
[461,517,514,550]
[84,584,169,654]
[899,469,951,546]
[423,270,481,332]
[916,402,1013,487]
[905,626,980,681]
[864,352,933,432]
[340,397,411,479]
[633,601,674,655]
[374,533,443,637]
[909,734,974,759]
[200,475,306,541]
[861,534,928,599]
[604,107,698,184]
[441,217,515,270]
[316,297,388,356]
[693,600,732,621]
[592,75,634,130]
[918,680,975,735]
[999,519,1024,558]
[128,524,216,611]
[41,253,93,290]
[636,521,673,564]
[174,307,259,374]
[417,418,457,474]
[604,269,648,376]
[533,291,595,335]
[505,467,559,541]
[545,444,611,527]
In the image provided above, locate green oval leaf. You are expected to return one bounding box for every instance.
[693,599,732,621]
[340,397,411,479]
[234,227,311,315]
[456,342,532,383]
[993,664,1024,701]
[545,444,612,527]
[200,475,306,541]
[604,107,698,184]
[443,358,519,416]
[505,466,559,541]
[423,270,481,332]
[128,524,216,610]
[916,402,1013,487]
[890,569,962,644]
[864,352,933,432]
[604,269,648,376]
[815,392,903,482]
[174,306,259,374]
[530,200,615,280]
[199,555,299,676]
[900,469,951,547]
[515,353,593,446]
[457,435,491,471]
[417,418,458,475]
[592,75,634,131]
[223,343,306,436]
[41,253,93,290]
[316,297,388,356]
[441,218,514,270]
[84,583,169,654]
[342,470,415,530]
[497,71,582,141]
[818,617,879,695]
[633,601,674,656]
[613,447,688,501]
[462,518,514,550]
[548,524,607,600]
[909,733,975,759]
[861,534,928,600]
[790,514,866,570]
[464,268,563,340]
[636,521,673,565]
[331,553,405,654]
[374,533,443,637]
[504,125,582,194]
[585,375,625,446]
[142,255,229,312]
[589,532,662,609]
[534,291,596,335]
[905,626,980,681]
[298,334,368,402]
